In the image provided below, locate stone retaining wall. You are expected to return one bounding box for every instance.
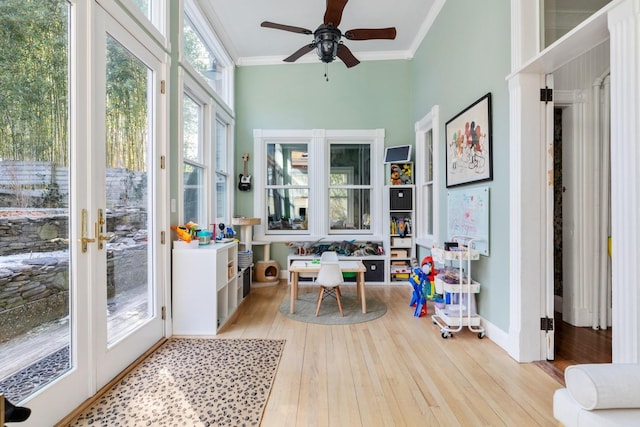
[0,209,148,341]
[0,254,69,341]
[0,211,69,256]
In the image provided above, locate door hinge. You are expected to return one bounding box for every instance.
[160,80,166,94]
[160,230,165,245]
[160,155,165,170]
[540,87,553,103]
[540,316,554,331]
[161,306,166,320]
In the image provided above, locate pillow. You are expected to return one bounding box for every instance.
[565,363,640,410]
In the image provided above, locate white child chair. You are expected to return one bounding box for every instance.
[315,251,344,316]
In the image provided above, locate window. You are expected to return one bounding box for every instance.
[108,0,167,44]
[329,144,371,231]
[180,1,235,233]
[540,0,612,48]
[265,142,309,232]
[415,106,440,248]
[183,0,233,107]
[182,92,206,226]
[214,116,231,226]
[253,129,385,241]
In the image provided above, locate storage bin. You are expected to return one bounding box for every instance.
[389,187,413,210]
[363,259,385,282]
[390,249,408,258]
[237,250,253,269]
[392,237,412,247]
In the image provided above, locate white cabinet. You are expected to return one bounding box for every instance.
[172,241,239,335]
[386,184,415,283]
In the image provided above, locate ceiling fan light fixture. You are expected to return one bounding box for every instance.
[314,26,341,63]
[261,0,396,71]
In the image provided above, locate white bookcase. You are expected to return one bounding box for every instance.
[386,184,416,283]
[172,241,240,335]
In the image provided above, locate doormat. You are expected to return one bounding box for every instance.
[65,338,285,426]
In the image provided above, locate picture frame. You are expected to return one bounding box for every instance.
[445,93,493,187]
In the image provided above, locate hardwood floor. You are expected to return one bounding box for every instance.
[217,282,561,426]
[535,312,612,385]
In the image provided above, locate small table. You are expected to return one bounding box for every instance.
[288,260,367,314]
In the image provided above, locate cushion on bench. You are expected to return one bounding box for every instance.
[565,363,640,410]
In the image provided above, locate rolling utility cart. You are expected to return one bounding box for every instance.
[431,240,485,339]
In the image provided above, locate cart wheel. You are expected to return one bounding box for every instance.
[478,332,485,339]
[441,331,449,339]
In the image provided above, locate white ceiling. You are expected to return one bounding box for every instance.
[199,0,442,66]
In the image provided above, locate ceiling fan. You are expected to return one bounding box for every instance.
[260,0,397,68]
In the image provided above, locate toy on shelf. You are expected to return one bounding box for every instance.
[409,256,437,317]
[389,163,413,185]
[171,221,198,242]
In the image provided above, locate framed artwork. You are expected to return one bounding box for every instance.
[445,93,493,187]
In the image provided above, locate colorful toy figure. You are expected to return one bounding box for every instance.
[408,256,438,317]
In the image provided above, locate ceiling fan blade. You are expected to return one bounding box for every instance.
[283,44,316,63]
[324,0,348,27]
[261,21,312,35]
[344,27,397,40]
[336,44,360,68]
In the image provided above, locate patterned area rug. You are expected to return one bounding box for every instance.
[279,292,387,325]
[66,338,285,426]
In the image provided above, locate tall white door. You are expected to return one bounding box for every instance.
[0,2,166,424]
[91,5,165,388]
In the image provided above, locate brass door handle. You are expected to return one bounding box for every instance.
[99,233,115,242]
[81,209,96,253]
[96,209,114,250]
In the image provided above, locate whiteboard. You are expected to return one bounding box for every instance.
[447,186,489,255]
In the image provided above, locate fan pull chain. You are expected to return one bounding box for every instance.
[324,63,329,82]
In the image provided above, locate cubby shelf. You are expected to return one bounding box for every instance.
[172,241,242,335]
[386,184,415,284]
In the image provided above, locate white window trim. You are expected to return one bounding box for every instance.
[97,0,168,52]
[415,105,440,249]
[178,68,212,225]
[182,0,235,111]
[253,129,385,243]
[214,109,234,225]
[178,68,235,228]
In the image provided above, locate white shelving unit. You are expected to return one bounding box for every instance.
[172,241,240,335]
[431,245,485,339]
[386,183,416,283]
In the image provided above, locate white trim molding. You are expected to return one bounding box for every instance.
[608,0,640,363]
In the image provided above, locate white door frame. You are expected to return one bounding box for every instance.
[92,3,166,388]
[508,0,640,363]
[25,2,169,423]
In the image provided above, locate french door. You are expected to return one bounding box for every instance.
[0,2,166,424]
[90,4,165,388]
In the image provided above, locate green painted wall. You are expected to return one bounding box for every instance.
[234,60,413,263]
[410,0,511,331]
[234,0,511,331]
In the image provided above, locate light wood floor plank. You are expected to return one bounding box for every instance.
[216,283,560,427]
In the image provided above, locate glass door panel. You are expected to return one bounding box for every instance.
[0,0,73,403]
[104,35,152,346]
[94,6,164,389]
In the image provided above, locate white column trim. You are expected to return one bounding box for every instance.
[608,0,640,363]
